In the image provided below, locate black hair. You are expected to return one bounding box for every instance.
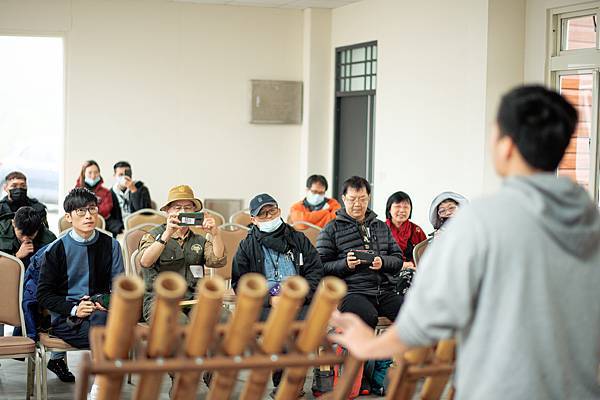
[4,171,26,184]
[385,191,413,220]
[63,187,98,213]
[13,207,43,236]
[342,176,371,196]
[113,161,132,173]
[306,174,328,191]
[497,85,577,171]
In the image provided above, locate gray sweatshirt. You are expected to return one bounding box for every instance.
[396,173,600,399]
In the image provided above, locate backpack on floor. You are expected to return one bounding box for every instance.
[363,359,393,396]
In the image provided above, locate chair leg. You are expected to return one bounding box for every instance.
[26,355,34,399]
[40,345,48,400]
[35,349,41,400]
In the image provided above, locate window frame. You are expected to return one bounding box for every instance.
[548,2,600,204]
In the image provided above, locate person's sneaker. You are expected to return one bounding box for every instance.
[270,387,305,399]
[47,358,75,382]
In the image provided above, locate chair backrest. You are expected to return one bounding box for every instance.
[0,252,26,333]
[413,238,431,267]
[291,221,322,247]
[229,209,252,227]
[58,214,106,234]
[130,248,142,277]
[124,208,166,231]
[203,208,225,227]
[385,339,456,400]
[214,223,249,281]
[123,223,158,276]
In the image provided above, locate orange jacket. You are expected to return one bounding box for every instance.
[289,198,341,228]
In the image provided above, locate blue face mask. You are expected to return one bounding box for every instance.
[258,217,283,233]
[85,177,101,187]
[306,192,325,206]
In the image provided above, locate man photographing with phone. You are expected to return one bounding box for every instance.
[138,185,226,323]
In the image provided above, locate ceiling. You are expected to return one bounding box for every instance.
[171,0,364,10]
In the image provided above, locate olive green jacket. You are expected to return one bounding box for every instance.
[139,225,226,321]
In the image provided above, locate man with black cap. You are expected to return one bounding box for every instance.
[232,193,323,396]
[0,171,48,225]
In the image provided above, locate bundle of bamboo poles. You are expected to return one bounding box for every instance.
[91,272,348,399]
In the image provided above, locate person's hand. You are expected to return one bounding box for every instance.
[346,252,361,269]
[123,176,137,192]
[201,217,219,236]
[328,310,376,359]
[93,302,108,312]
[402,261,416,270]
[270,296,280,307]
[370,256,382,270]
[76,299,95,318]
[16,240,34,259]
[164,213,181,239]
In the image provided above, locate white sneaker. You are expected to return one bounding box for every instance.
[87,383,99,400]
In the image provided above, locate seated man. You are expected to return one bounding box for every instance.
[289,174,341,228]
[37,188,124,391]
[0,206,56,267]
[0,171,47,225]
[106,161,152,236]
[317,176,404,330]
[232,193,323,395]
[138,185,226,323]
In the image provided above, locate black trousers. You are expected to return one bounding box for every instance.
[51,310,108,349]
[339,291,403,329]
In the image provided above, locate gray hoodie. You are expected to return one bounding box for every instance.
[396,173,600,399]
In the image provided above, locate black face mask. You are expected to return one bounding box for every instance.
[9,188,28,204]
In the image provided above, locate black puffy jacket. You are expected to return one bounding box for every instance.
[317,209,403,296]
[232,223,323,306]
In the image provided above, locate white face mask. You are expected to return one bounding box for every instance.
[306,192,325,206]
[117,176,127,186]
[257,217,283,233]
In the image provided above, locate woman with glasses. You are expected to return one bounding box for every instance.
[75,160,113,220]
[428,191,468,237]
[138,185,226,323]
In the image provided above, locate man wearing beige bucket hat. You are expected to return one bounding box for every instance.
[138,185,226,322]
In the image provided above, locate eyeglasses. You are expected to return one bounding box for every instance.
[437,204,457,217]
[257,207,279,219]
[171,205,195,212]
[344,196,369,205]
[73,206,99,217]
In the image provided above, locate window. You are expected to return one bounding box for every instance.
[336,41,377,93]
[549,4,600,205]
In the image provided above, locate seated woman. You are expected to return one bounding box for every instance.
[385,191,427,270]
[75,160,113,220]
[428,191,468,236]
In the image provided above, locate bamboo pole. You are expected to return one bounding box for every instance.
[275,277,347,400]
[133,272,187,400]
[239,276,309,400]
[206,273,267,400]
[171,276,226,400]
[95,275,145,400]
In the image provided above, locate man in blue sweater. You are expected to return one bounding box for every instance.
[37,187,124,390]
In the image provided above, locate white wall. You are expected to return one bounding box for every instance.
[332,0,490,230]
[0,0,305,214]
[524,0,587,83]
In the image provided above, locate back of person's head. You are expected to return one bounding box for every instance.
[13,206,43,236]
[306,174,328,190]
[64,187,98,213]
[4,171,27,184]
[497,85,577,171]
[113,161,132,172]
[342,176,371,196]
[385,191,413,220]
